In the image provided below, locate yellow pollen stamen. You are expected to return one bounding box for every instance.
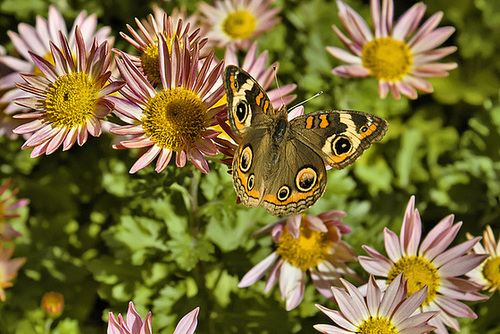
[141,42,161,86]
[222,10,257,40]
[482,257,500,287]
[276,217,332,271]
[142,88,206,152]
[45,72,99,129]
[362,37,413,81]
[387,256,439,307]
[358,316,398,334]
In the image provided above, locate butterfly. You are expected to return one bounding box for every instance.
[224,65,388,216]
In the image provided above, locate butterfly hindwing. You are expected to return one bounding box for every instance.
[261,138,327,216]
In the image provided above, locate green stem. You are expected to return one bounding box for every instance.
[44,318,54,334]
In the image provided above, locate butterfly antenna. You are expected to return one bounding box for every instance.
[288,91,324,112]
[272,65,286,111]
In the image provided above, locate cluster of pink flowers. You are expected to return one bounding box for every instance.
[0,1,495,334]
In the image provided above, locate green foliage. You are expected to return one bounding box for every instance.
[0,0,499,333]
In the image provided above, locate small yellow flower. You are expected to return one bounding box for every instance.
[41,291,64,317]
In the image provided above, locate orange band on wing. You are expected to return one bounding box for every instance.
[305,116,314,129]
[319,115,329,128]
[359,123,379,139]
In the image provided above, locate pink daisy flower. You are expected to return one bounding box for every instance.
[198,0,281,49]
[0,178,29,240]
[12,27,124,158]
[109,35,227,174]
[238,211,360,310]
[0,6,112,114]
[315,273,438,334]
[327,0,457,99]
[119,10,207,87]
[108,301,199,334]
[466,225,500,293]
[359,196,488,334]
[0,242,25,301]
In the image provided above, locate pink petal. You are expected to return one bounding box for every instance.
[313,324,352,334]
[286,215,302,239]
[264,258,283,293]
[365,277,381,316]
[392,3,426,41]
[188,148,210,174]
[315,304,358,332]
[410,27,455,55]
[358,255,392,276]
[331,284,364,325]
[419,215,458,259]
[238,252,279,288]
[279,262,305,310]
[126,302,144,332]
[384,228,403,261]
[173,307,199,334]
[155,149,173,173]
[306,215,328,232]
[130,145,161,173]
[433,294,477,319]
[331,65,370,77]
[326,46,362,64]
[438,254,488,277]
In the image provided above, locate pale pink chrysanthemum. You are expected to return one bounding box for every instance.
[0,6,113,114]
[224,42,296,109]
[109,35,227,174]
[327,0,457,99]
[198,0,281,49]
[314,273,438,334]
[12,27,124,158]
[359,196,488,334]
[0,242,25,301]
[119,10,207,87]
[107,301,199,334]
[0,178,29,240]
[238,211,360,310]
[466,225,500,293]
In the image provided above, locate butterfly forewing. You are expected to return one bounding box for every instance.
[224,65,275,137]
[290,110,389,169]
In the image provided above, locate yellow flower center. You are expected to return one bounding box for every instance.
[387,256,439,307]
[45,72,100,128]
[482,256,500,287]
[141,42,161,86]
[362,37,413,82]
[222,10,257,40]
[142,88,206,152]
[276,217,332,271]
[141,35,182,87]
[358,316,398,334]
